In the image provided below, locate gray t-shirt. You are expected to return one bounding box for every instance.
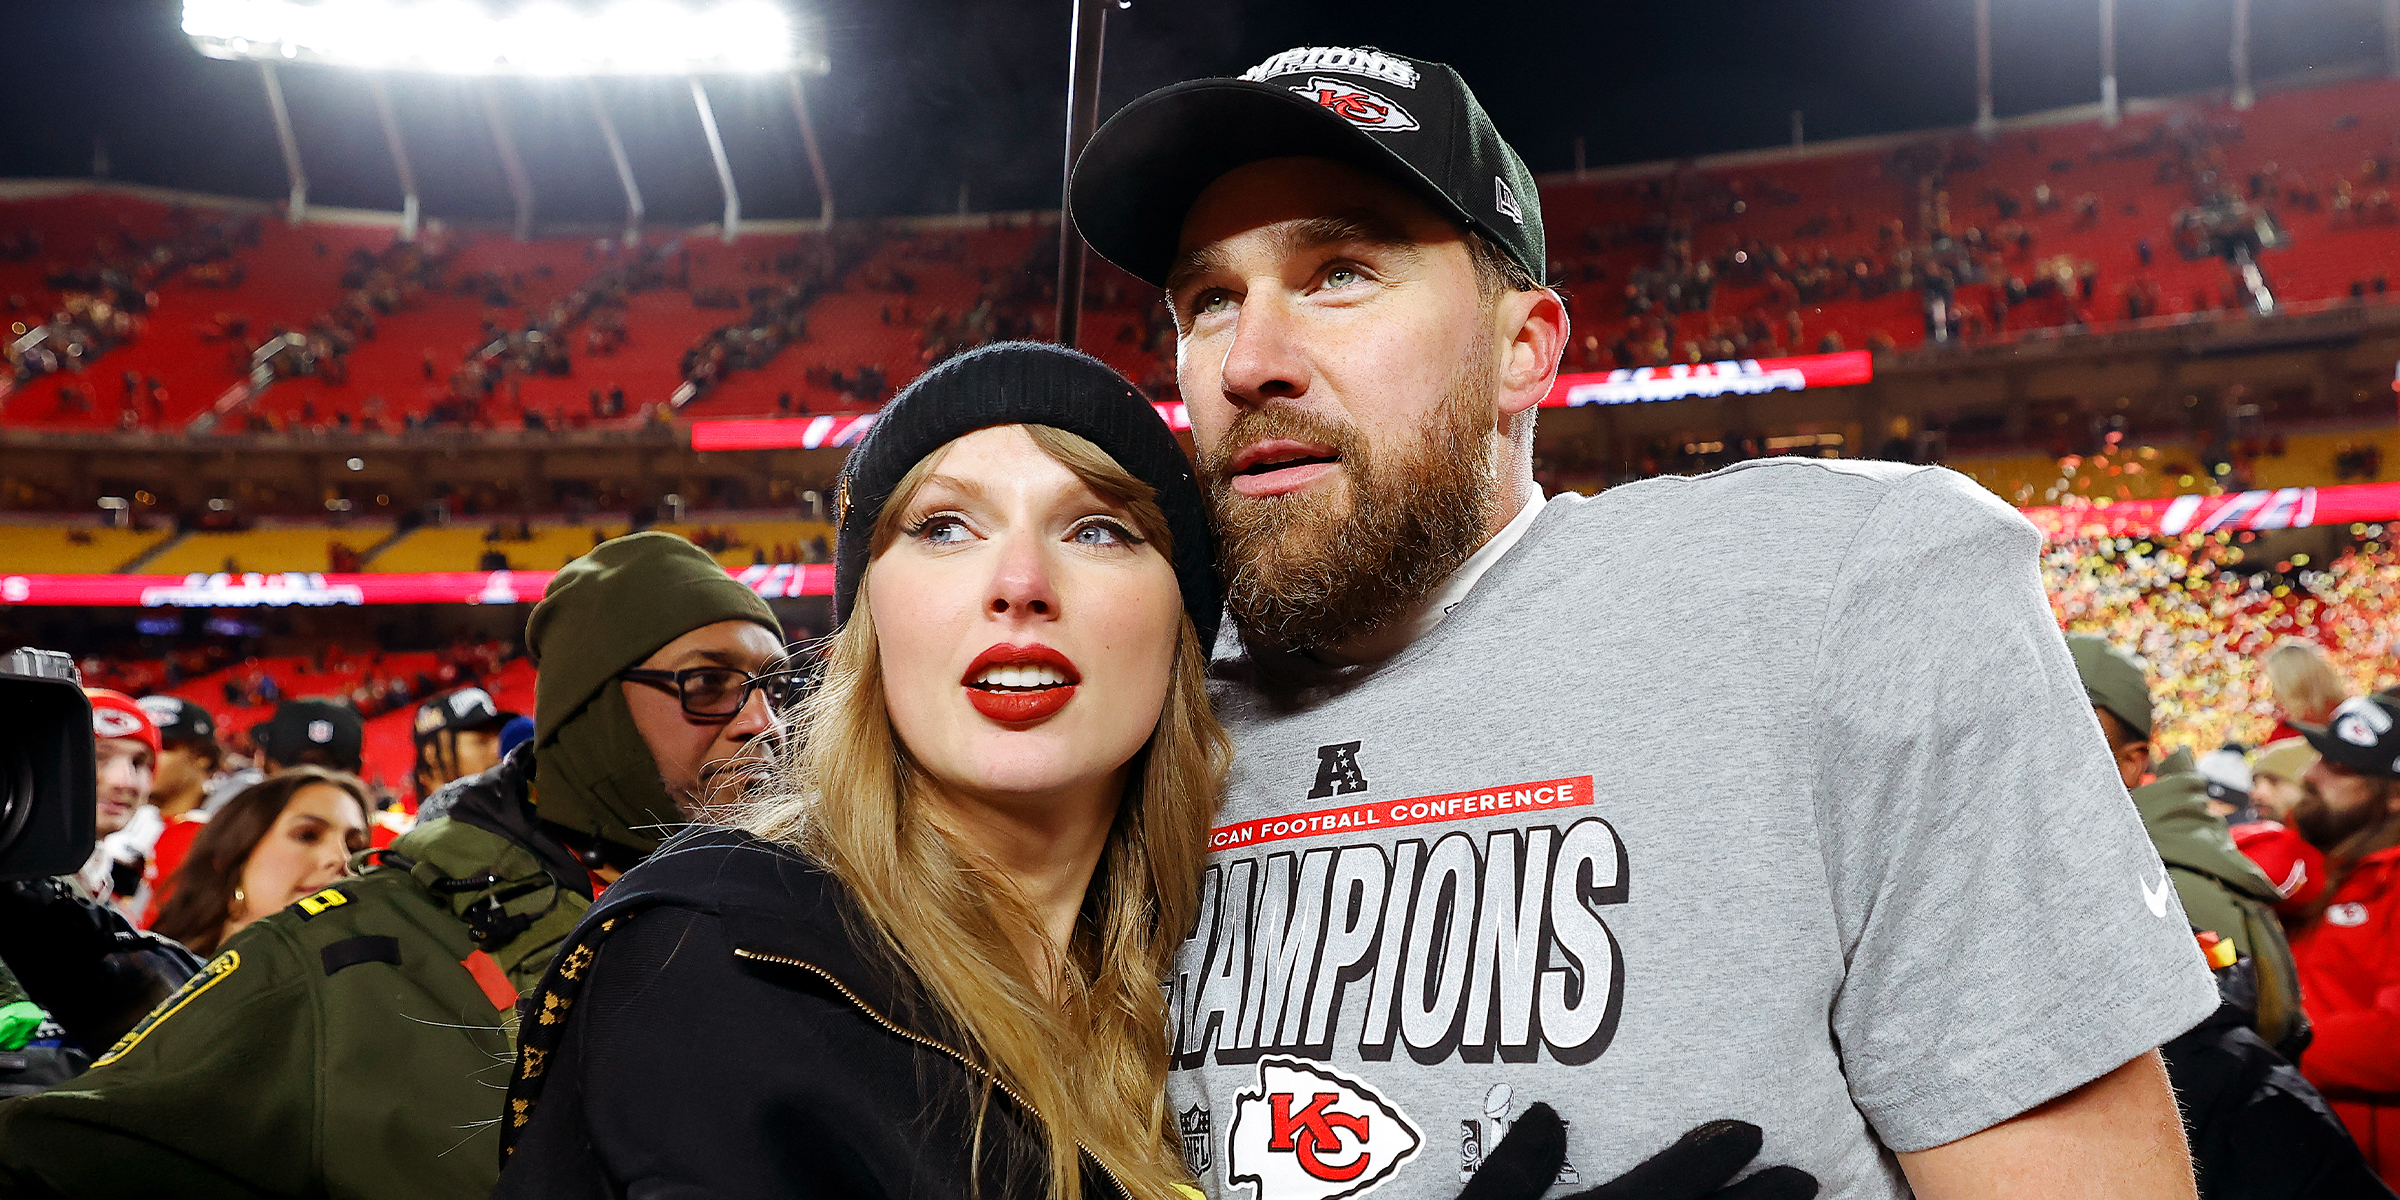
[1169,459,2218,1200]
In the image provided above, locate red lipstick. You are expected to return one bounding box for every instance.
[961,643,1081,725]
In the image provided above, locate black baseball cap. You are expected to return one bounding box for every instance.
[1070,45,1546,290]
[252,699,364,774]
[136,695,218,747]
[2294,691,2400,779]
[413,687,515,745]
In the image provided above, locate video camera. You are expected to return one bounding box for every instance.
[0,648,97,881]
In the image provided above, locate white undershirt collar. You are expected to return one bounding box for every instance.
[1310,491,1547,667]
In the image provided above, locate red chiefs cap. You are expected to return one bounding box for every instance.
[2231,820,2327,914]
[1069,46,1546,289]
[85,687,163,758]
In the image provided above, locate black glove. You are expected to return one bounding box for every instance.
[1463,1103,1819,1200]
[0,878,202,1056]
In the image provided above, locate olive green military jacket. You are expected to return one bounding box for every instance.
[2131,754,2307,1052]
[0,811,588,1200]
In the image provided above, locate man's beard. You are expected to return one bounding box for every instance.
[2292,779,2392,852]
[1197,359,1500,655]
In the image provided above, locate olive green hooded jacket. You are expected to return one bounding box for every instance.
[2132,749,2308,1052]
[0,749,586,1200]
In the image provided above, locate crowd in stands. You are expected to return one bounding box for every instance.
[1542,80,2400,369]
[5,209,266,424]
[2050,527,2400,752]
[676,230,881,408]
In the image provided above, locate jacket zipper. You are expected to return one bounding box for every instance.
[732,946,1134,1200]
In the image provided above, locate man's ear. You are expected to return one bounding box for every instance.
[1495,286,1570,419]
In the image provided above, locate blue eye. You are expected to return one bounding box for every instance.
[1325,266,1361,288]
[1071,520,1140,548]
[909,515,972,544]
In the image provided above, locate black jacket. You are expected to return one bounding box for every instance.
[495,826,1131,1200]
[2162,952,2397,1200]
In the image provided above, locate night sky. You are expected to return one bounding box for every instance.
[0,0,2389,227]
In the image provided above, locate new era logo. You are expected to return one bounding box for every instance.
[1494,176,1524,225]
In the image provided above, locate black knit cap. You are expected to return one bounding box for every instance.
[834,341,1218,651]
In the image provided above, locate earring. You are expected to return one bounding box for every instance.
[229,887,247,918]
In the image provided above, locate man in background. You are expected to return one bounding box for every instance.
[2067,638,2393,1198]
[2070,635,2304,1051]
[2284,691,2400,1187]
[127,697,222,926]
[251,698,364,775]
[78,690,159,914]
[0,531,786,1200]
[411,686,513,800]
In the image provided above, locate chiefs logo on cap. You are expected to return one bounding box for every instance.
[94,708,147,740]
[1290,77,1419,132]
[2333,695,2393,747]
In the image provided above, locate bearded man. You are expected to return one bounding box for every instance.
[2287,692,2400,1187]
[1071,46,2218,1200]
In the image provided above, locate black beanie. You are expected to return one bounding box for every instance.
[835,341,1218,650]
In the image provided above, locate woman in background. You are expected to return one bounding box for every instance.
[150,766,371,956]
[2263,637,2349,742]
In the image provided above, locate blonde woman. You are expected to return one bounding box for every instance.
[2263,637,2348,740]
[495,344,1228,1199]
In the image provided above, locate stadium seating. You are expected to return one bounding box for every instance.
[141,523,393,576]
[652,519,836,567]
[367,521,627,573]
[0,522,172,572]
[1543,76,2400,364]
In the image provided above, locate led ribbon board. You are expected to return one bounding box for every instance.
[1542,350,1874,408]
[2021,480,2400,540]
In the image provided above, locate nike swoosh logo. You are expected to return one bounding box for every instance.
[2141,870,2174,919]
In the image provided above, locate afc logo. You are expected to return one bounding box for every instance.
[1289,77,1420,132]
[1307,742,1368,800]
[1229,1058,1422,1200]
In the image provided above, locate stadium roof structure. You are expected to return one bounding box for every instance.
[179,0,833,244]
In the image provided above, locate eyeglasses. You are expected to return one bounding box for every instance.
[617,665,804,718]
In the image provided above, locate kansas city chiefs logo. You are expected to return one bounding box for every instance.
[1229,1057,1421,1200]
[93,707,146,740]
[2333,696,2392,747]
[1291,78,1419,132]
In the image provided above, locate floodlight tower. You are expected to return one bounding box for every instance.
[1056,0,1126,349]
[182,1,826,242]
[2099,0,2120,127]
[1973,0,1995,138]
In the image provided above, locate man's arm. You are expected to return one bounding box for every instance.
[1895,1051,2195,1200]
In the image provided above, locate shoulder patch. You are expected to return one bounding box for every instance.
[294,887,350,918]
[95,950,240,1067]
[321,935,402,976]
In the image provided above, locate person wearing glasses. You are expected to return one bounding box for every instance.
[0,531,786,1200]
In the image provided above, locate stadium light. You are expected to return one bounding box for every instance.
[182,0,819,76]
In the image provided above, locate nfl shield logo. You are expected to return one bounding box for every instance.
[1179,1105,1211,1176]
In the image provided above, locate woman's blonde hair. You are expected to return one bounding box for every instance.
[741,424,1228,1200]
[2263,637,2347,725]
